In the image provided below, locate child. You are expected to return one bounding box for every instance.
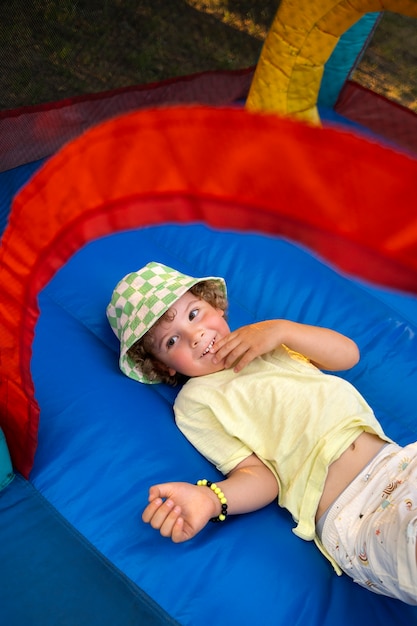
[107,261,417,604]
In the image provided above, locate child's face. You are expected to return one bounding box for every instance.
[150,291,230,378]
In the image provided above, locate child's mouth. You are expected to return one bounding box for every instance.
[201,337,215,358]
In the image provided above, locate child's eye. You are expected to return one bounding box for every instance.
[189,308,199,321]
[166,336,178,349]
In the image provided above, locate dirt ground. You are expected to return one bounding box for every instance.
[353,12,417,112]
[0,0,275,109]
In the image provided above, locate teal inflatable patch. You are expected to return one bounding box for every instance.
[0,428,14,491]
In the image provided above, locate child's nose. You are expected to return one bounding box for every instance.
[191,329,204,347]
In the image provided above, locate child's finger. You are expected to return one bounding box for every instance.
[211,331,233,351]
[148,485,162,502]
[232,346,259,372]
[144,497,180,529]
[212,336,242,364]
[158,506,184,539]
[170,517,188,543]
[142,496,164,523]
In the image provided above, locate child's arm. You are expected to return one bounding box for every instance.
[142,453,278,543]
[211,319,359,373]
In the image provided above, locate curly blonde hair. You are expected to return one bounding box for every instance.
[127,280,227,385]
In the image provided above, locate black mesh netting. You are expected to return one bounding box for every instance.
[351,11,417,112]
[0,0,276,111]
[0,3,415,171]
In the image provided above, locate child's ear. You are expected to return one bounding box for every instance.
[156,360,176,378]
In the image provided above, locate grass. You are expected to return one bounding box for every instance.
[0,1,415,112]
[0,0,276,109]
[353,12,417,112]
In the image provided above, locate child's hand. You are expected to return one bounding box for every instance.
[212,321,282,372]
[212,319,360,373]
[142,482,218,542]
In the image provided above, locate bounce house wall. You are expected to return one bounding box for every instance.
[0,8,407,175]
[335,80,417,154]
[334,12,417,155]
[0,69,255,173]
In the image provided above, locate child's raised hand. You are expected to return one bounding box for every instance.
[142,482,218,542]
[212,319,360,373]
[212,321,282,372]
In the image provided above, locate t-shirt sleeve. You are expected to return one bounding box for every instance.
[273,344,319,372]
[175,404,253,476]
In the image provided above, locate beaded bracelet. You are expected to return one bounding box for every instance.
[196,479,228,522]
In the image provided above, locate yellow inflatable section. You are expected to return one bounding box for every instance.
[246,0,417,124]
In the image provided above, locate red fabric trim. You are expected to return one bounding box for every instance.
[335,80,417,156]
[1,105,417,476]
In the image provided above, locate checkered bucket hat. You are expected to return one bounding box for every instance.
[107,261,226,383]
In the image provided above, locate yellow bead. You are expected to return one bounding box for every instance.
[219,514,226,521]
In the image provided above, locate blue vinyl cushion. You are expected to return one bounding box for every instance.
[29,223,417,625]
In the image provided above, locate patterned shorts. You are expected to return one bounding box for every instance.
[320,442,417,604]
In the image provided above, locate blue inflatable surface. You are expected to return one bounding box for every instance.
[28,223,417,625]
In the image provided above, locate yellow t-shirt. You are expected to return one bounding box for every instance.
[174,345,390,547]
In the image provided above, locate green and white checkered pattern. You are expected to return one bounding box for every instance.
[106,261,226,383]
